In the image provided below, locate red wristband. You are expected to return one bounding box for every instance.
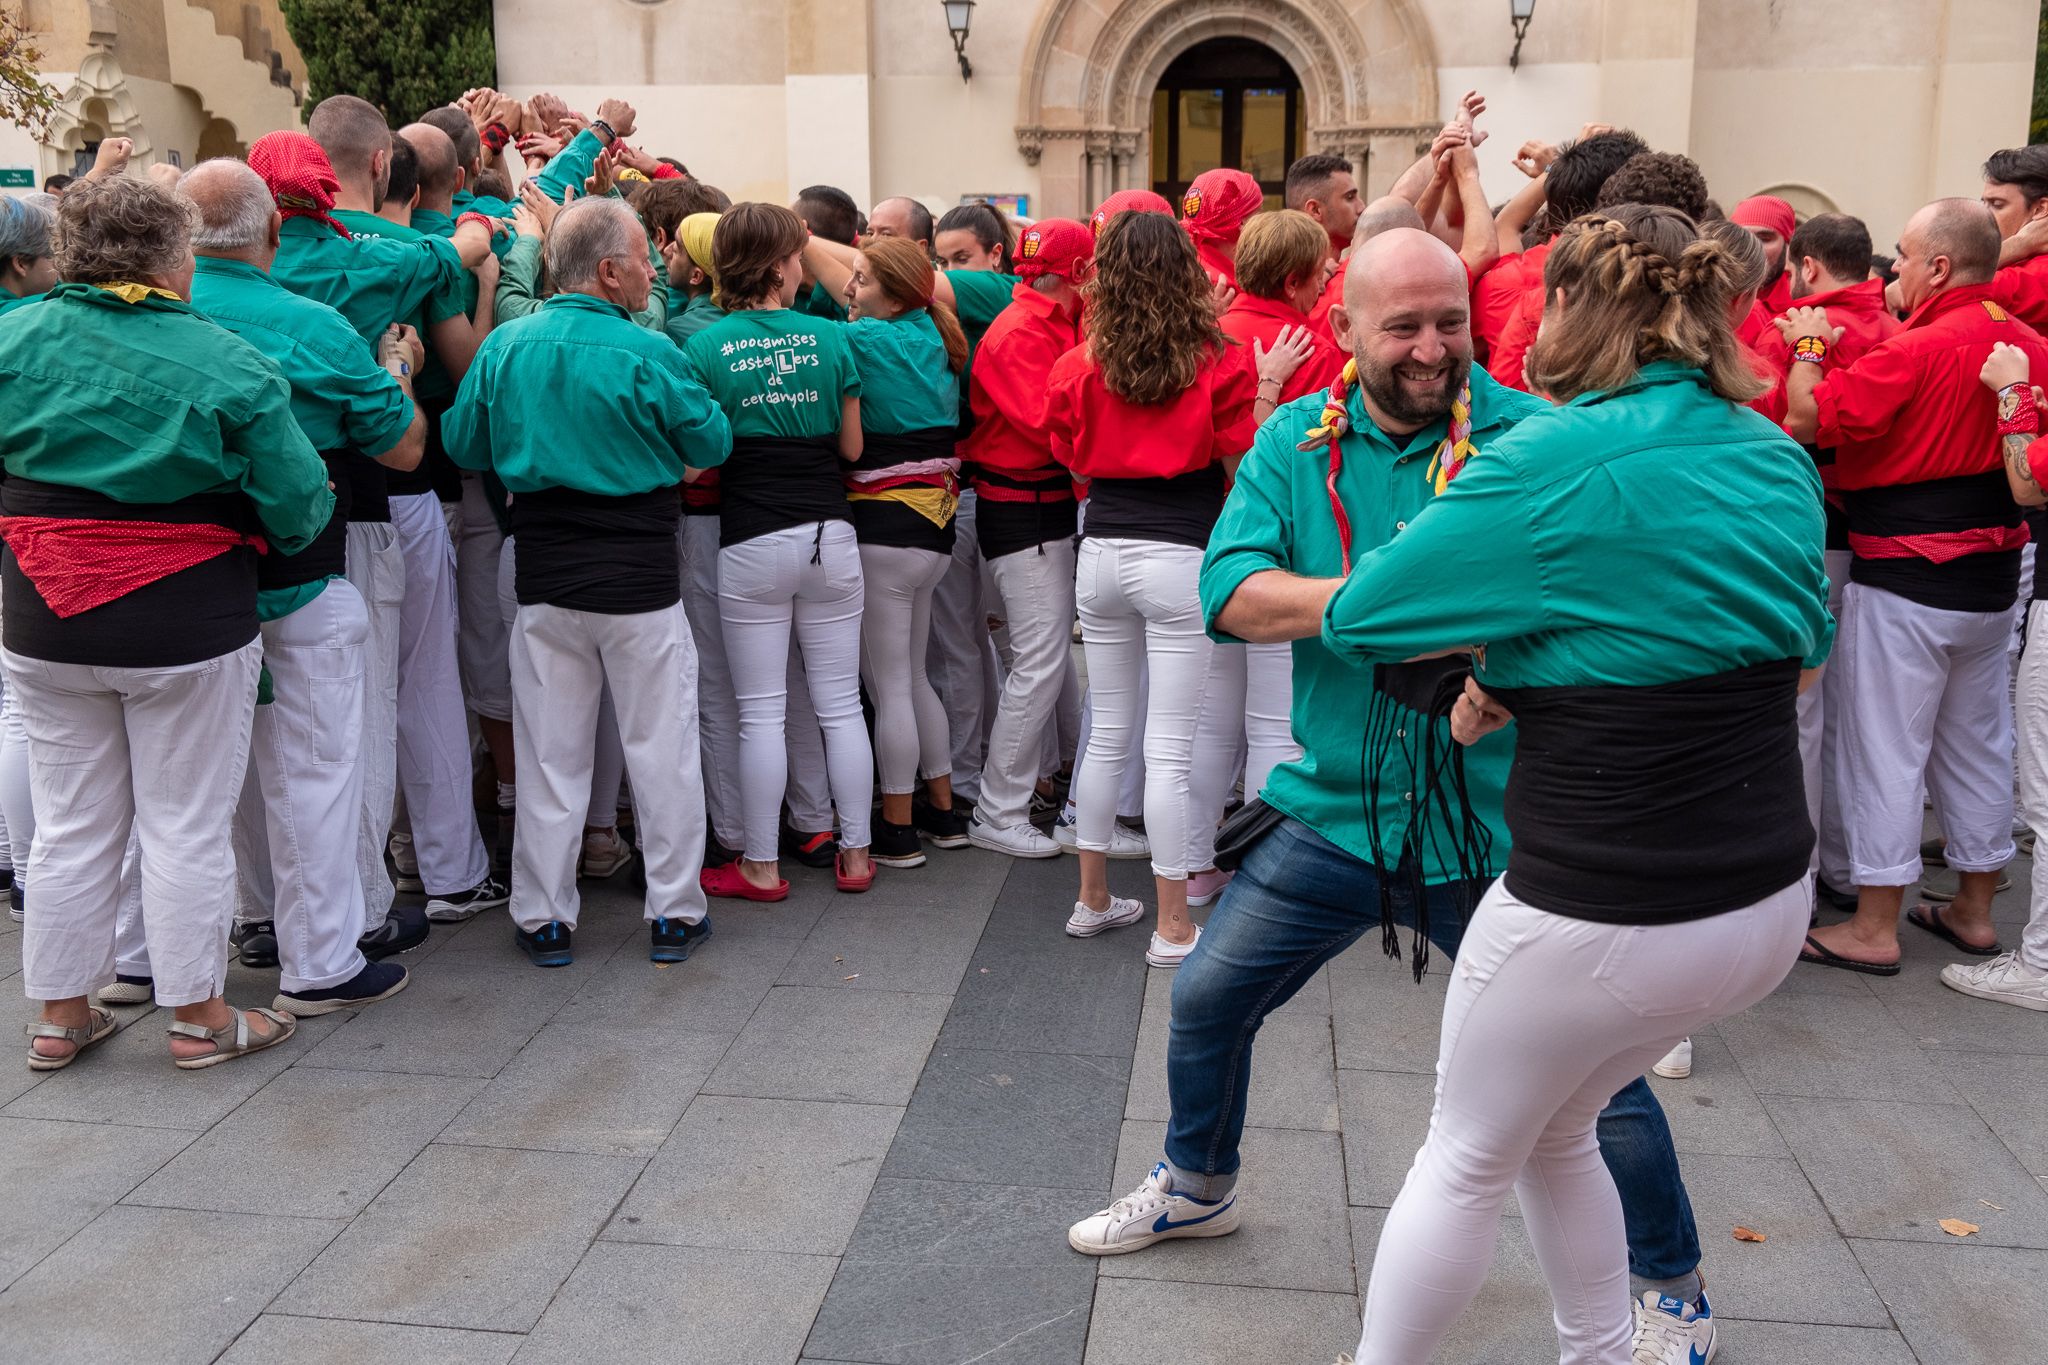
[1998,382,2039,437]
[652,162,682,180]
[456,211,497,235]
[481,121,510,155]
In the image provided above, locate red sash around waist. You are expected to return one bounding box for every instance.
[0,517,268,617]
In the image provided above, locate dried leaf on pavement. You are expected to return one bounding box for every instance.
[1939,1219,1980,1238]
[1731,1227,1766,1243]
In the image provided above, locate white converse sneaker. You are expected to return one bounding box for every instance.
[968,811,1061,859]
[1146,925,1201,968]
[1066,894,1145,938]
[1652,1037,1693,1079]
[1941,951,2048,1011]
[1630,1289,1716,1364]
[1051,810,1151,858]
[1067,1162,1240,1255]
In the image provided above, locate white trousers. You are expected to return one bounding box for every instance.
[1835,581,2016,885]
[1073,538,1214,880]
[509,600,708,929]
[718,520,873,859]
[680,514,744,847]
[859,542,953,794]
[453,474,512,723]
[1801,548,1852,885]
[391,492,488,896]
[927,488,999,804]
[0,661,31,875]
[1074,676,1148,821]
[2014,600,2048,970]
[1186,641,1303,871]
[345,521,403,929]
[1357,875,1812,1365]
[10,640,262,1006]
[784,643,835,832]
[231,583,371,992]
[979,536,1077,828]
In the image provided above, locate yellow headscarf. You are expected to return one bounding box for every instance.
[679,212,721,293]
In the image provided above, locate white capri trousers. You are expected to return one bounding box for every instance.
[859,542,954,795]
[1187,641,1302,871]
[978,536,1077,829]
[1834,580,2016,885]
[1357,874,1811,1364]
[231,582,372,993]
[718,519,874,860]
[509,599,709,930]
[2012,598,2048,972]
[10,639,263,1006]
[0,660,31,877]
[345,520,403,930]
[1073,537,1214,880]
[680,514,744,848]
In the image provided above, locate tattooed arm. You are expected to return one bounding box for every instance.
[1984,342,2048,507]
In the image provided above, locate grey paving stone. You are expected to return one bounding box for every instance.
[551,926,801,1036]
[1335,1068,1450,1210]
[1943,1050,2048,1175]
[1765,1094,2048,1247]
[217,1316,521,1365]
[1712,1320,1919,1363]
[776,897,991,995]
[297,962,579,1079]
[0,1204,338,1364]
[1271,962,1333,1018]
[425,893,642,972]
[840,1174,1105,1268]
[704,986,950,1105]
[515,1242,837,1364]
[1100,1119,1354,1293]
[1868,952,2048,1056]
[1330,959,1447,1075]
[607,1095,900,1255]
[1125,967,1338,1132]
[1851,1237,2048,1362]
[1716,989,1962,1101]
[0,1116,190,1289]
[880,1046,1130,1192]
[1351,1208,1555,1361]
[124,1066,482,1219]
[1,1005,343,1129]
[1082,1277,1359,1365]
[935,910,1150,1058]
[436,1018,727,1156]
[1646,1033,1792,1159]
[1675,1152,1890,1327]
[275,1142,643,1332]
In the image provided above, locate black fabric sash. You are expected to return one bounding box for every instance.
[511,486,682,614]
[1485,659,1809,924]
[1842,472,2021,613]
[258,450,352,591]
[849,427,957,474]
[338,451,391,524]
[718,435,848,549]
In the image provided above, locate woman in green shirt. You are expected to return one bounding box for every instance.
[1334,205,1834,1363]
[0,195,55,316]
[683,204,875,897]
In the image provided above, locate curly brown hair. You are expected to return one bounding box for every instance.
[712,202,805,310]
[55,177,194,286]
[1085,210,1225,405]
[1528,204,1767,405]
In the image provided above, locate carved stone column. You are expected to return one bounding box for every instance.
[1083,134,1112,208]
[1110,131,1141,196]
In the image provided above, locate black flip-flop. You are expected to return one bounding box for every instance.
[1799,934,1901,977]
[1905,905,2002,958]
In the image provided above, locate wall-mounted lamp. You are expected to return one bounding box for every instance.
[943,1,976,83]
[1509,0,1537,71]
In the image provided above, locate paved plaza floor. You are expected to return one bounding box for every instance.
[2,845,2046,1363]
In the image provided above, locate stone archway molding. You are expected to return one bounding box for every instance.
[44,49,155,166]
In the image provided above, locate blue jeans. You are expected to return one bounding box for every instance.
[1163,817,1701,1280]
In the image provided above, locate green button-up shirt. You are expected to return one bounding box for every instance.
[272,214,469,350]
[445,292,731,494]
[189,256,416,619]
[664,291,724,346]
[1201,369,1545,880]
[0,290,43,319]
[0,283,333,551]
[845,311,959,435]
[496,231,668,333]
[1321,362,1834,686]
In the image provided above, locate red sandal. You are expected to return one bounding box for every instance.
[835,850,875,894]
[700,861,789,902]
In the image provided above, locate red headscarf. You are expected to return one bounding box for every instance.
[247,131,350,239]
[1731,195,1795,242]
[1179,169,1262,246]
[1014,218,1095,283]
[1090,189,1175,238]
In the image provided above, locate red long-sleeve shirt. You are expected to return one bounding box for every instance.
[1473,243,1549,360]
[1990,253,2048,330]
[1046,339,1259,483]
[963,282,1084,482]
[1220,293,1344,404]
[1750,278,1901,428]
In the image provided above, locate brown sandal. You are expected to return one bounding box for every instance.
[167,1006,295,1071]
[25,1005,117,1071]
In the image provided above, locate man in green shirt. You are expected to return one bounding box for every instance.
[1069,232,1712,1347]
[181,157,425,1015]
[0,195,55,317]
[445,197,730,969]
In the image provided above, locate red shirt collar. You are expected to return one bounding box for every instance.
[1226,292,1312,328]
[1796,277,1887,314]
[1902,281,2000,331]
[1009,278,1081,329]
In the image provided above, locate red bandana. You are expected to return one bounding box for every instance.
[1014,218,1095,283]
[248,131,352,240]
[1180,169,1262,246]
[1090,189,1175,237]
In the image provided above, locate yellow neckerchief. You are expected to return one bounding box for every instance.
[93,282,184,305]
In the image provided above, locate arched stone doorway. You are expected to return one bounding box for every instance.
[1149,37,1304,208]
[1015,0,1440,217]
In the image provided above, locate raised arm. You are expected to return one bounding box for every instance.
[1984,341,2048,507]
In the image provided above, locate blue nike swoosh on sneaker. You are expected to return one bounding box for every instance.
[1690,1348,1709,1365]
[1152,1201,1231,1233]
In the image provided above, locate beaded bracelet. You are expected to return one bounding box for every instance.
[1791,335,1829,365]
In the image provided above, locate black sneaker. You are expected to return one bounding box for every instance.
[359,903,430,960]
[782,825,839,869]
[425,876,510,924]
[516,920,574,968]
[872,819,927,868]
[1815,879,1859,913]
[6,880,21,924]
[705,833,740,868]
[912,800,971,850]
[235,919,279,969]
[650,914,712,963]
[490,805,515,886]
[274,960,409,1016]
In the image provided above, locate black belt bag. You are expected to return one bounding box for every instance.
[1212,797,1285,872]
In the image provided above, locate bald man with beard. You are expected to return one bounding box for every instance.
[1068,231,1716,1362]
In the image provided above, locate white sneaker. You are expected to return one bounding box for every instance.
[1052,810,1151,858]
[1630,1289,1716,1364]
[1147,926,1201,968]
[1067,1162,1240,1255]
[1652,1038,1693,1080]
[1941,951,2048,1011]
[969,812,1061,859]
[1066,894,1145,938]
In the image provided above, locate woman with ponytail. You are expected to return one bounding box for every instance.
[839,235,973,864]
[1330,204,1834,1363]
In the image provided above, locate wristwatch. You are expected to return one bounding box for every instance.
[591,118,617,145]
[386,360,412,380]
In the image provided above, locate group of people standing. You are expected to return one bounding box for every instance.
[4,77,2048,1365]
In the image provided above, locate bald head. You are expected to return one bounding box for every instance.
[1336,228,1472,432]
[1345,228,1467,314]
[1913,198,2001,284]
[178,158,278,258]
[867,196,934,249]
[419,106,481,177]
[400,123,459,210]
[1350,196,1426,247]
